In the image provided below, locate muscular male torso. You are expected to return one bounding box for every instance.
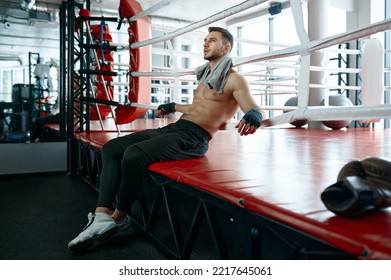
[180,69,240,137]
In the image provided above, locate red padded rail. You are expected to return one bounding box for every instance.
[46,118,176,133]
[44,123,61,131]
[74,131,125,149]
[148,128,391,259]
[73,119,176,149]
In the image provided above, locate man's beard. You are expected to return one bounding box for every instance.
[204,54,218,61]
[204,49,223,61]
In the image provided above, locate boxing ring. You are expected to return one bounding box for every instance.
[69,0,391,259]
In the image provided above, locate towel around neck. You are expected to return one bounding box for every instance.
[195,55,233,94]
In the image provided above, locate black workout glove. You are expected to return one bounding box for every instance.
[242,109,262,128]
[157,102,176,115]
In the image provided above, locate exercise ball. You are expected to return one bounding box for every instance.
[320,95,353,130]
[284,96,307,127]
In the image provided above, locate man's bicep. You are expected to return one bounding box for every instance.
[233,78,260,113]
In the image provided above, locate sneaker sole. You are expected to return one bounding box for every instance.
[68,226,118,252]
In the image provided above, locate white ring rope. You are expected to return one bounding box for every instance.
[291,0,309,46]
[262,17,391,126]
[325,48,360,55]
[252,91,298,96]
[113,80,361,93]
[152,22,295,49]
[131,70,195,77]
[152,47,201,59]
[131,63,363,77]
[131,0,268,49]
[233,18,391,67]
[275,105,391,123]
[125,0,178,22]
[248,62,362,74]
[249,81,361,91]
[234,37,293,48]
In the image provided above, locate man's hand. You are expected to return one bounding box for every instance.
[235,109,262,136]
[156,102,176,118]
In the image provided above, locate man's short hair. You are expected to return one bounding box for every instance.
[208,26,234,49]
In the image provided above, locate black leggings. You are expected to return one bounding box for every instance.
[97,119,211,211]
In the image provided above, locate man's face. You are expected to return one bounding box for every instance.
[203,31,229,61]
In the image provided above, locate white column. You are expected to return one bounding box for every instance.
[345,0,371,118]
[169,36,182,104]
[308,0,329,129]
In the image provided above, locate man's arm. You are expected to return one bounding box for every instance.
[156,102,192,118]
[231,73,265,136]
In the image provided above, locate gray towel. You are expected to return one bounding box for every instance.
[195,55,232,94]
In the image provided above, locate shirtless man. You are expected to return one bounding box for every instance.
[68,26,264,252]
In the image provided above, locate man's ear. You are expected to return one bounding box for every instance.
[223,43,231,54]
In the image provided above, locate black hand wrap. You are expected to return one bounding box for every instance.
[242,109,262,128]
[157,102,176,114]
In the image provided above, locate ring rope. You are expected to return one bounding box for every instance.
[125,0,178,22]
[233,18,391,67]
[131,0,268,49]
[267,104,391,125]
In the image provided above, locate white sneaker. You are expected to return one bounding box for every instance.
[68,212,117,251]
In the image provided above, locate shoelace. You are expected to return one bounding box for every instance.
[82,214,95,231]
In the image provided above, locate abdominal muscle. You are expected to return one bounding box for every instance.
[180,83,239,138]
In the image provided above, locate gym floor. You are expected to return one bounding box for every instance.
[0,172,168,260]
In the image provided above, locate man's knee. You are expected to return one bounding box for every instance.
[122,146,152,169]
[101,138,123,158]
